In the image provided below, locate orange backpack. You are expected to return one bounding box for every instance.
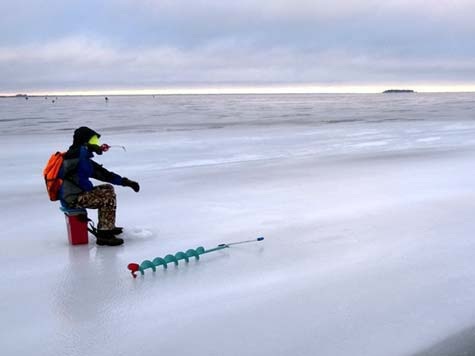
[43,152,65,201]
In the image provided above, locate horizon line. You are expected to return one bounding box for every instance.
[2,84,475,96]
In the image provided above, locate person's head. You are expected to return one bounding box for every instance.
[72,126,101,147]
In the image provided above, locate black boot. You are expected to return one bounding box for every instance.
[95,229,124,246]
[111,226,124,235]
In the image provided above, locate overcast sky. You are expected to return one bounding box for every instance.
[1,0,475,94]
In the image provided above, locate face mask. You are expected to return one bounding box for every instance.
[88,135,100,146]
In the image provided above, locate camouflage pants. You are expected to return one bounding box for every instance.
[75,184,117,230]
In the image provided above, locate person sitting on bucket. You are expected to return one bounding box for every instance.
[59,127,140,246]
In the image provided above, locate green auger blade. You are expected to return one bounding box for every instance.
[127,237,264,278]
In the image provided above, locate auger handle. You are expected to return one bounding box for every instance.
[219,236,265,247]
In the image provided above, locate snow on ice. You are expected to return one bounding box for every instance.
[1,94,475,356]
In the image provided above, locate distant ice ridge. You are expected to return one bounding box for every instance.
[104,119,475,173]
[2,92,475,136]
[353,140,389,148]
[417,137,441,143]
[170,155,265,169]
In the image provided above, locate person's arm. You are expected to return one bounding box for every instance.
[90,152,140,192]
[91,161,140,192]
[91,160,123,185]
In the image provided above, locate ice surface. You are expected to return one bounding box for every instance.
[1,94,475,356]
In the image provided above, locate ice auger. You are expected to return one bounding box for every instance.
[127,237,264,278]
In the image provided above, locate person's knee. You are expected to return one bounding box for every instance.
[99,184,116,197]
[101,184,114,191]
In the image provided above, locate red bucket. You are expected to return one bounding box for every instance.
[63,210,89,245]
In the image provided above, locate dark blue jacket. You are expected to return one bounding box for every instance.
[59,145,123,207]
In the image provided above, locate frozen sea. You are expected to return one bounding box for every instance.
[1,93,475,356]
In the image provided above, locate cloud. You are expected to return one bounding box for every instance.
[2,35,475,92]
[1,1,475,92]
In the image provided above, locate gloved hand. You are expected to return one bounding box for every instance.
[122,177,140,192]
[87,143,103,155]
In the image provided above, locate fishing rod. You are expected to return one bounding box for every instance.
[101,144,126,152]
[127,236,264,278]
